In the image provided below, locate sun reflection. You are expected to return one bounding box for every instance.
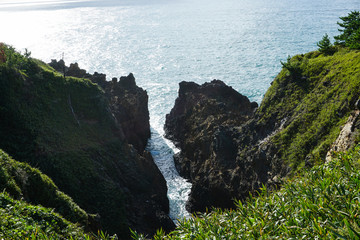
[0,0,91,7]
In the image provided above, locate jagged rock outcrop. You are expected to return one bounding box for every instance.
[165,49,360,213]
[49,60,150,152]
[104,74,150,152]
[0,53,174,239]
[165,80,260,212]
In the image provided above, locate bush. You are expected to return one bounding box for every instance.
[280,55,302,77]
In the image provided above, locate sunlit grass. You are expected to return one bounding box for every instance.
[136,145,360,239]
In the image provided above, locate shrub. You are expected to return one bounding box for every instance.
[317,34,335,55]
[280,55,302,77]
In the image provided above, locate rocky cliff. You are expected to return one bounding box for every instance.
[165,80,258,211]
[0,46,174,239]
[165,48,360,213]
[49,60,150,152]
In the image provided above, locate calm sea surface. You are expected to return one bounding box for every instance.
[1,0,358,221]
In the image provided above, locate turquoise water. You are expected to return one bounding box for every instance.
[1,0,359,221]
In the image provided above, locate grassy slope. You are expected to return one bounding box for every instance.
[0,45,148,236]
[0,147,100,239]
[0,191,88,240]
[137,48,360,239]
[258,48,360,171]
[0,48,93,239]
[0,149,87,225]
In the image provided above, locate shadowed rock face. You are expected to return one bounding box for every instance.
[104,73,151,152]
[165,80,261,212]
[49,60,150,152]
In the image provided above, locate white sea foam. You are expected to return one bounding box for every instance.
[147,129,191,222]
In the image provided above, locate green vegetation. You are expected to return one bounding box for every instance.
[0,149,120,239]
[0,149,88,224]
[317,34,336,55]
[0,190,119,239]
[260,47,360,171]
[138,145,360,239]
[0,191,87,239]
[335,11,360,49]
[0,44,144,236]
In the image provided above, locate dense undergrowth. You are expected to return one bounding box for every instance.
[0,148,119,239]
[0,149,87,224]
[135,145,360,239]
[0,189,118,239]
[0,191,86,239]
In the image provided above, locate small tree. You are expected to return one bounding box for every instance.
[334,11,360,49]
[317,34,335,55]
[280,55,302,77]
[24,48,31,58]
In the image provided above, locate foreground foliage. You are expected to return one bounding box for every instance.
[0,190,117,239]
[0,149,88,225]
[137,146,360,239]
[0,192,87,239]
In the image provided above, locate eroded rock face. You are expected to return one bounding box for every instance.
[49,60,150,152]
[326,109,360,162]
[104,73,151,152]
[165,80,262,212]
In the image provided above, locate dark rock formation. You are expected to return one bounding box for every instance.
[104,73,150,152]
[165,80,260,212]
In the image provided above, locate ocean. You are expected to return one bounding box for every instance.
[0,0,358,221]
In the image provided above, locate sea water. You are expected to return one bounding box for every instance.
[0,0,358,221]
